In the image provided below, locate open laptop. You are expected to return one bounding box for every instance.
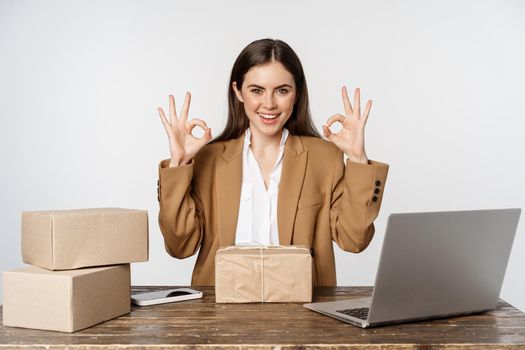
[304,208,521,328]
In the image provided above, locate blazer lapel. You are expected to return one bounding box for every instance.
[216,136,244,247]
[278,135,308,245]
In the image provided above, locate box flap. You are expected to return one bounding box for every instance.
[26,207,147,216]
[21,212,54,268]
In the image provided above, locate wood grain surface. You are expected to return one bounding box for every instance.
[1,286,525,349]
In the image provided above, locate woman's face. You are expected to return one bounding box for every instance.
[233,61,297,138]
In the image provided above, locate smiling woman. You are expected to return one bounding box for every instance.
[156,38,389,286]
[232,62,297,136]
[214,38,320,144]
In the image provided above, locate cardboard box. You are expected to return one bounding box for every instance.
[22,208,148,270]
[2,264,131,332]
[215,245,312,303]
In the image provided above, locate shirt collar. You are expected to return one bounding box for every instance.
[243,128,289,150]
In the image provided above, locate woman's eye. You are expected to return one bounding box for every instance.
[250,89,262,94]
[277,89,289,94]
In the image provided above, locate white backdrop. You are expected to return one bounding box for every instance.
[1,0,524,310]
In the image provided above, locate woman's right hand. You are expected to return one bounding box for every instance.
[158,92,212,167]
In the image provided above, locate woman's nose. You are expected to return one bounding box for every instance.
[263,94,277,109]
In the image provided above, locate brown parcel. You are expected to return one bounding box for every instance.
[2,264,131,333]
[22,208,148,270]
[215,245,312,303]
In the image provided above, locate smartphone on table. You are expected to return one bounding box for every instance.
[131,288,203,306]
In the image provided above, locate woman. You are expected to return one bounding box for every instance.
[157,38,388,286]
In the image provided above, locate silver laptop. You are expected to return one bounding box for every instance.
[304,208,521,328]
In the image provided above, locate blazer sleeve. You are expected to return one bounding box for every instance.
[157,158,205,259]
[329,150,389,252]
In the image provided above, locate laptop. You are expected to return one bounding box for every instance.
[304,208,521,328]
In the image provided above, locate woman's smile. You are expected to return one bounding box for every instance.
[258,112,281,124]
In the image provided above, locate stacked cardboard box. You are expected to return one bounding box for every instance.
[2,208,148,332]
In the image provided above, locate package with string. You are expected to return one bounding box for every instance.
[215,245,313,303]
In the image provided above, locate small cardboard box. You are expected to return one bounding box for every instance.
[215,245,313,303]
[2,264,131,333]
[22,208,148,270]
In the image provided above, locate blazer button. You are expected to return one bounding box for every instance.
[375,180,381,186]
[372,196,378,202]
[157,179,159,186]
[374,188,380,194]
[310,248,315,257]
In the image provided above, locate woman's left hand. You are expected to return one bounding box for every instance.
[323,86,372,164]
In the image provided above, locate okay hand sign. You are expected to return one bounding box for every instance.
[158,92,212,167]
[323,86,372,164]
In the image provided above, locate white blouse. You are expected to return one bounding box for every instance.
[234,128,289,246]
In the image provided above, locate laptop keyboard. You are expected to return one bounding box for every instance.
[336,307,370,320]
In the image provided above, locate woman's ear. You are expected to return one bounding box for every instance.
[232,82,244,103]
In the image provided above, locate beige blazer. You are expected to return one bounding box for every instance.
[157,134,389,286]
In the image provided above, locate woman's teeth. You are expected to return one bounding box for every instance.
[258,113,280,119]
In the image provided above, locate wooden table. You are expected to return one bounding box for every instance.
[1,286,525,349]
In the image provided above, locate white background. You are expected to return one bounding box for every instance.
[1,0,524,310]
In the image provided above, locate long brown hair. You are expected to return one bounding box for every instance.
[212,38,321,143]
